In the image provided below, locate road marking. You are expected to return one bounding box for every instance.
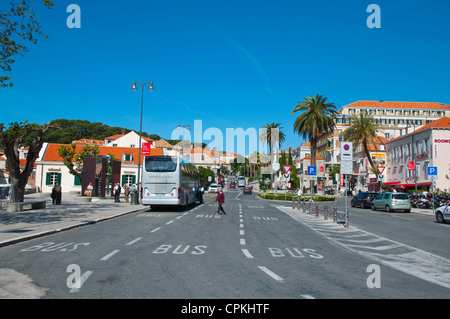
[240,223,244,228]
[242,249,254,258]
[166,220,174,225]
[150,227,161,233]
[240,219,244,223]
[258,266,284,282]
[176,216,183,219]
[101,250,120,261]
[69,270,93,293]
[301,294,315,299]
[240,230,244,235]
[126,237,142,246]
[240,238,246,245]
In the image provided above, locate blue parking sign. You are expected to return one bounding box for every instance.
[427,166,438,176]
[307,166,317,176]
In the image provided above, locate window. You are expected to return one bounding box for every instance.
[46,172,61,185]
[123,154,133,162]
[122,174,136,186]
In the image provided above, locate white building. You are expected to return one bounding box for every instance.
[384,117,450,193]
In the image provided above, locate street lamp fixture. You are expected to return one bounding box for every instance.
[177,124,191,159]
[131,80,155,203]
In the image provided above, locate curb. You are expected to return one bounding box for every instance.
[0,206,148,248]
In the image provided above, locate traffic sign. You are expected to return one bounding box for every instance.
[340,160,352,175]
[340,142,353,161]
[377,174,384,182]
[282,165,292,174]
[307,166,316,176]
[283,173,290,180]
[272,163,280,172]
[427,166,438,176]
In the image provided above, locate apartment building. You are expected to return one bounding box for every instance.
[384,117,450,193]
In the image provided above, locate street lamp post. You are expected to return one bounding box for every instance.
[177,124,190,159]
[131,80,155,203]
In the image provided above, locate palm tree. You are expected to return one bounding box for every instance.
[342,112,382,176]
[259,122,286,186]
[291,94,338,167]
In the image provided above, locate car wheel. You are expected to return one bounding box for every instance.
[351,201,355,207]
[436,212,446,224]
[371,204,376,211]
[360,202,365,209]
[385,205,391,212]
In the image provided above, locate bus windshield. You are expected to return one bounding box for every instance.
[144,157,177,172]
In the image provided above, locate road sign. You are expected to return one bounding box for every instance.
[283,173,290,180]
[427,166,438,176]
[340,142,353,161]
[282,165,292,174]
[377,174,384,182]
[142,142,151,155]
[408,161,415,170]
[307,166,316,176]
[272,163,280,172]
[340,160,352,175]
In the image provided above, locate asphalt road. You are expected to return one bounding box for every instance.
[0,187,449,301]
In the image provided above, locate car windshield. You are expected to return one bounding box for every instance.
[392,194,408,200]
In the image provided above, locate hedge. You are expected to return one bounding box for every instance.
[257,193,335,202]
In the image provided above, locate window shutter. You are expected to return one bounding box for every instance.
[121,175,126,185]
[46,173,52,185]
[74,175,81,186]
[57,173,62,185]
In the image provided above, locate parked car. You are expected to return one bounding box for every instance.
[435,203,450,223]
[371,192,411,212]
[230,182,236,188]
[351,192,378,209]
[208,184,219,193]
[243,186,252,195]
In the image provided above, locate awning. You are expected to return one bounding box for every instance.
[382,182,401,185]
[401,182,432,187]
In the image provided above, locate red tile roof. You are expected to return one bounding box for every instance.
[387,117,450,143]
[342,101,450,110]
[41,143,163,164]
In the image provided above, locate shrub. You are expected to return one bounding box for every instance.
[257,193,335,202]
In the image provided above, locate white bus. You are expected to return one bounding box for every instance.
[237,176,246,187]
[141,156,200,208]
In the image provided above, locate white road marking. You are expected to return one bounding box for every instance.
[150,227,161,233]
[166,220,174,225]
[301,294,315,299]
[258,266,284,282]
[126,237,142,246]
[240,238,246,245]
[242,249,254,259]
[101,250,120,261]
[240,230,245,235]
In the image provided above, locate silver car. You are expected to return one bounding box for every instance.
[435,204,450,224]
[371,192,411,213]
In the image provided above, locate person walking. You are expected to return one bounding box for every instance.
[297,188,302,202]
[114,183,121,202]
[215,188,226,215]
[198,185,204,204]
[54,183,62,205]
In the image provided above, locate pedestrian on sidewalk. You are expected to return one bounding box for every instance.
[54,183,62,205]
[198,185,204,204]
[215,188,226,215]
[87,182,94,197]
[124,184,130,203]
[114,183,121,202]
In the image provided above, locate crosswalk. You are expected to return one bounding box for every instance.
[276,205,450,290]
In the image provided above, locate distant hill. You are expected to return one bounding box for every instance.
[22,119,161,146]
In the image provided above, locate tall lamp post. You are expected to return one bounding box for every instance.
[131,80,155,203]
[177,124,190,160]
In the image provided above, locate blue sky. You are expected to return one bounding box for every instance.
[1,0,449,155]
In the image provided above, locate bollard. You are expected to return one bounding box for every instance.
[324,205,328,220]
[292,198,295,209]
[345,208,349,228]
[334,205,337,223]
[315,203,319,217]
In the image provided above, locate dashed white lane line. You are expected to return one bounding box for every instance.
[150,227,161,233]
[166,220,174,225]
[240,238,246,245]
[126,237,142,245]
[258,266,284,283]
[101,249,120,261]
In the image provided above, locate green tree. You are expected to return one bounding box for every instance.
[1,0,54,88]
[0,121,57,202]
[58,143,100,183]
[291,95,337,168]
[342,112,382,176]
[259,123,286,186]
[291,94,337,194]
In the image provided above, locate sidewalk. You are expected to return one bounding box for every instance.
[0,193,148,248]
